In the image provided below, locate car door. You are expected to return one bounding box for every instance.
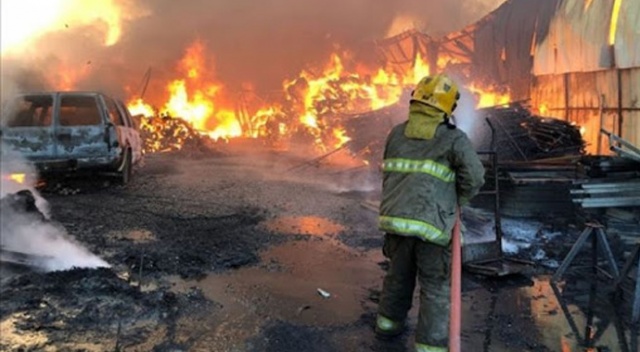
[0,94,58,162]
[55,93,111,161]
[115,99,143,164]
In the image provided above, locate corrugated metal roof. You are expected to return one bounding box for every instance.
[614,0,640,68]
[434,0,558,98]
[533,0,613,75]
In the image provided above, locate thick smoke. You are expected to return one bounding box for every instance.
[454,87,486,144]
[1,0,504,101]
[0,143,110,272]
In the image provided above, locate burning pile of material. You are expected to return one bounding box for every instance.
[137,114,212,154]
[125,39,516,158]
[127,43,434,154]
[0,0,513,158]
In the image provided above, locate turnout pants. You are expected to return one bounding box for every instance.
[378,233,451,347]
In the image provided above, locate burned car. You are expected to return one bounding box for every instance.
[0,92,142,184]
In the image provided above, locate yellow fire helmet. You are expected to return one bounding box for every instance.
[410,74,461,116]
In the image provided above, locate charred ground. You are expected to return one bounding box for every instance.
[0,147,637,351]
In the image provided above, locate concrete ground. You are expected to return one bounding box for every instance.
[0,146,637,352]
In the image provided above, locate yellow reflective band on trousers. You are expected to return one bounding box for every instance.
[415,343,448,352]
[376,315,400,331]
[383,158,455,182]
[379,216,449,247]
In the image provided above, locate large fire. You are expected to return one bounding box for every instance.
[0,0,147,53]
[1,0,515,155]
[127,41,442,153]
[467,83,511,108]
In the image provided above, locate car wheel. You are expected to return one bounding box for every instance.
[117,149,132,185]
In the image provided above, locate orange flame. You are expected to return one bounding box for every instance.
[129,40,241,142]
[124,40,516,155]
[207,111,242,141]
[4,173,27,184]
[0,0,147,53]
[411,52,430,84]
[538,103,549,116]
[333,127,351,148]
[467,83,511,108]
[280,51,430,151]
[128,98,154,117]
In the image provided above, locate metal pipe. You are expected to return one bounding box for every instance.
[573,189,640,195]
[564,73,570,121]
[632,252,640,323]
[584,234,598,347]
[574,197,640,208]
[571,189,640,195]
[548,107,640,112]
[617,69,623,137]
[598,94,605,155]
[579,182,640,189]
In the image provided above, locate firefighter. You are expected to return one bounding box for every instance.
[375,74,485,352]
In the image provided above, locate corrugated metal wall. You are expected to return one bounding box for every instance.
[529,0,639,154]
[531,67,639,154]
[621,69,640,146]
[534,0,614,75]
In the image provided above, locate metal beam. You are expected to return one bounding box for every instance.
[573,197,640,208]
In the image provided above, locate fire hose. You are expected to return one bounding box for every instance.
[449,208,462,352]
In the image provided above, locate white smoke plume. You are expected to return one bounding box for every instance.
[454,86,487,145]
[0,142,110,272]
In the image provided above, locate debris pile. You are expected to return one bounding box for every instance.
[573,155,640,245]
[342,102,408,165]
[341,100,585,166]
[139,115,213,154]
[476,103,586,162]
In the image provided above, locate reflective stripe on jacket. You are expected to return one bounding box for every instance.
[379,118,485,246]
[379,215,449,246]
[383,158,455,182]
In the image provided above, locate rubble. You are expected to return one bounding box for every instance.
[342,102,408,165]
[0,268,215,351]
[342,101,586,166]
[475,102,586,162]
[139,115,219,155]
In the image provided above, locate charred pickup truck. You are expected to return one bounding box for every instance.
[0,91,142,184]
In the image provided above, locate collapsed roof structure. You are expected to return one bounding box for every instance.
[376,0,639,155]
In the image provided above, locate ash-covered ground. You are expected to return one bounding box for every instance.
[1,145,637,352]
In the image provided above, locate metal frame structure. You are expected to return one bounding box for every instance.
[463,119,533,276]
[551,222,620,283]
[601,128,640,163]
[616,244,640,324]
